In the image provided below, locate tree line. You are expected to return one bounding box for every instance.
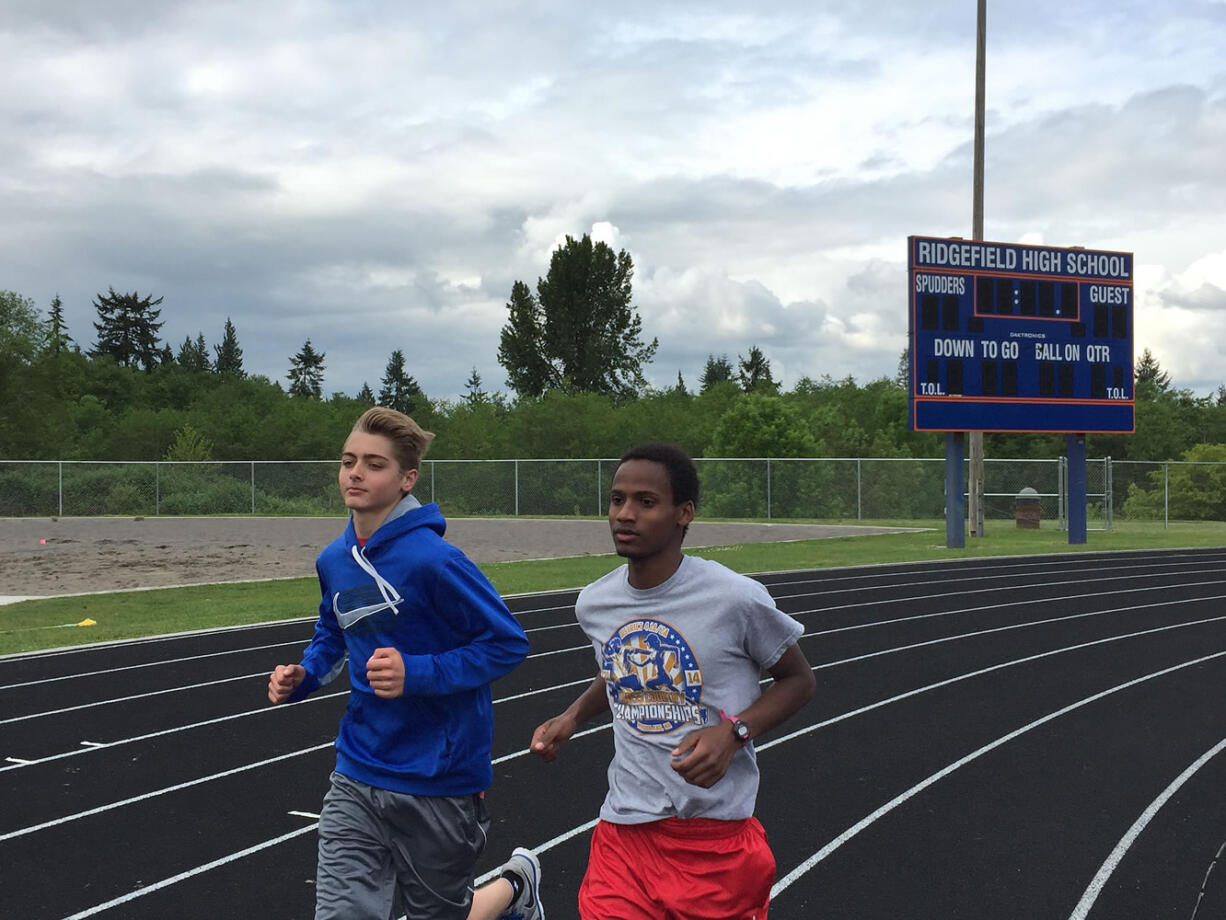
[4,233,1226,472]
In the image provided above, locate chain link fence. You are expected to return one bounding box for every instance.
[2,456,1221,526]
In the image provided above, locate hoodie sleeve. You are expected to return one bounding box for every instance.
[286,563,349,703]
[398,552,529,697]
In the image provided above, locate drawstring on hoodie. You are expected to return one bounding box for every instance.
[331,493,421,628]
[349,544,403,614]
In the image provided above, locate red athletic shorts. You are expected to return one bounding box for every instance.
[579,816,775,920]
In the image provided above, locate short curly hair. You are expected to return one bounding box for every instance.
[616,442,699,510]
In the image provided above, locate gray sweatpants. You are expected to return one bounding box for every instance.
[315,772,490,920]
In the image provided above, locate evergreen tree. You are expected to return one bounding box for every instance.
[287,339,326,399]
[672,371,688,396]
[498,281,552,397]
[699,354,734,393]
[378,349,423,414]
[177,333,210,371]
[1135,348,1172,395]
[47,294,73,355]
[737,345,777,393]
[356,382,376,404]
[894,348,910,390]
[213,317,245,376]
[90,287,164,371]
[497,234,657,399]
[464,367,489,408]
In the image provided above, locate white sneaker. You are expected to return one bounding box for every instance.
[499,847,543,920]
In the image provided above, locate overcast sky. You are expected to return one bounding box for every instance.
[3,1,1224,401]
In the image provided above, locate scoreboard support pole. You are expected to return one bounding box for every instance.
[1067,433,1087,544]
[969,0,986,539]
[946,432,966,549]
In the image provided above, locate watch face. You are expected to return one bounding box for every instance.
[733,720,750,742]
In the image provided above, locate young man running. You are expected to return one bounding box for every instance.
[530,442,815,918]
[268,407,543,920]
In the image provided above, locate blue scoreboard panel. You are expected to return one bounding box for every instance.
[908,235,1135,433]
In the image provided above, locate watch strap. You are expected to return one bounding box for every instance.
[719,709,751,745]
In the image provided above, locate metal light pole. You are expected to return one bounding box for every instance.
[969,0,987,537]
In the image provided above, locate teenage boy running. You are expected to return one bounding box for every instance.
[530,442,815,919]
[268,407,543,920]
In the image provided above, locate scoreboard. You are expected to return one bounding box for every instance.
[908,235,1135,433]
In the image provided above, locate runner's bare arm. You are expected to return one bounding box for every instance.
[735,643,816,738]
[530,676,609,762]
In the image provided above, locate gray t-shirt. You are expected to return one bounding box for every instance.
[576,554,804,823]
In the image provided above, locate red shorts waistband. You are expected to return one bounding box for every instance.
[614,816,755,839]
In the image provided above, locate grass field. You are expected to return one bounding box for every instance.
[2,518,1223,656]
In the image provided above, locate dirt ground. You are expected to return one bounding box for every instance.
[0,516,912,599]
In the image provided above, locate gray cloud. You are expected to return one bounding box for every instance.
[2,1,1225,403]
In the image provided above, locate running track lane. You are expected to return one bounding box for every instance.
[1,548,1224,918]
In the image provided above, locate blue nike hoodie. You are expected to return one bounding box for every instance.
[287,495,528,795]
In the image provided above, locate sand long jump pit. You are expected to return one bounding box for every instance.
[0,516,915,601]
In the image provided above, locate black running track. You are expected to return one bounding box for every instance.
[3,548,1226,920]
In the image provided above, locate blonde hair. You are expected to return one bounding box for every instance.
[351,407,435,471]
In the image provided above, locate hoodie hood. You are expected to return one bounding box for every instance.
[334,497,446,630]
[382,492,422,526]
[346,494,445,551]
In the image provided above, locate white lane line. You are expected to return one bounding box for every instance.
[10,577,1220,728]
[28,605,1225,909]
[755,547,1226,583]
[521,620,587,635]
[762,612,1226,754]
[793,578,1226,633]
[766,556,1225,600]
[0,743,335,843]
[79,741,105,748]
[0,674,582,772]
[7,571,1218,716]
[7,556,1211,688]
[804,596,1226,671]
[1067,736,1226,920]
[11,607,1222,842]
[1,596,575,665]
[0,690,349,773]
[525,643,591,659]
[0,672,270,725]
[60,824,320,919]
[491,615,1226,867]
[529,584,1226,667]
[1190,838,1226,920]
[0,616,320,663]
[7,595,1223,775]
[491,724,611,766]
[0,640,302,691]
[0,614,580,693]
[494,676,593,704]
[769,650,1226,900]
[287,811,320,820]
[1,712,605,842]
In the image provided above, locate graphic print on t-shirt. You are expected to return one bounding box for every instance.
[600,619,709,734]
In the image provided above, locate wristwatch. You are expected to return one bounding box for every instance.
[730,718,751,745]
[721,709,751,745]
